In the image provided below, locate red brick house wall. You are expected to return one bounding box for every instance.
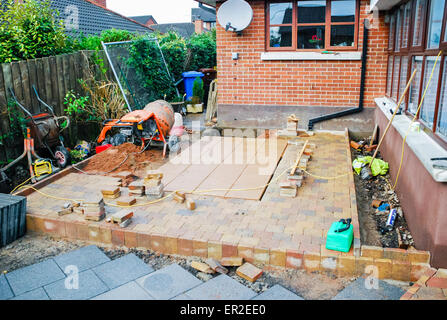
[216,0,389,130]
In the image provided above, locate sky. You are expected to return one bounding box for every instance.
[107,0,199,24]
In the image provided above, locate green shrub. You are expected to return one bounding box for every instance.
[186,28,216,71]
[192,77,204,103]
[73,29,140,51]
[127,38,177,102]
[0,0,68,63]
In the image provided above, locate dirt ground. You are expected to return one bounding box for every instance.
[0,233,353,300]
[350,145,414,248]
[77,143,166,178]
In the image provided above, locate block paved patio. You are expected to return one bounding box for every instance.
[0,245,304,300]
[21,132,368,274]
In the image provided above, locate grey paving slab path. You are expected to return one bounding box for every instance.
[332,277,406,300]
[92,253,154,289]
[11,287,49,300]
[0,274,14,300]
[54,245,110,274]
[92,281,154,300]
[44,269,109,300]
[5,259,65,296]
[253,285,304,300]
[184,274,257,300]
[136,263,202,300]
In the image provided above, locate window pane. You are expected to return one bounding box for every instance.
[394,10,401,52]
[331,0,355,22]
[388,14,395,50]
[297,1,326,24]
[297,26,325,49]
[386,56,393,96]
[420,56,441,128]
[426,0,445,49]
[330,25,354,47]
[270,26,292,47]
[270,2,293,25]
[437,63,447,138]
[398,56,409,109]
[408,56,423,115]
[401,2,411,48]
[413,0,427,47]
[392,56,401,101]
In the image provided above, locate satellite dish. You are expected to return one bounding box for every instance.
[217,0,253,34]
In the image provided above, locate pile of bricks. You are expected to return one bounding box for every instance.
[144,170,164,199]
[173,191,196,211]
[190,257,263,283]
[128,181,145,197]
[108,209,134,228]
[82,195,105,221]
[101,186,121,200]
[280,142,315,198]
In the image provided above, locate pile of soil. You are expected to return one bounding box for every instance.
[79,143,164,177]
[351,145,415,248]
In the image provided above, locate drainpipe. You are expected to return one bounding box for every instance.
[308,19,369,131]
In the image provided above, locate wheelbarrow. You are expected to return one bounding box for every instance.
[0,86,71,184]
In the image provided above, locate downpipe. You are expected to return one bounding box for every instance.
[308,19,369,131]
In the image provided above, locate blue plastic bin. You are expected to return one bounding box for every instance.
[182,71,204,100]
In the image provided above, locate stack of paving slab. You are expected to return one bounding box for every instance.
[144,170,164,200]
[101,186,121,200]
[82,195,105,221]
[128,181,145,197]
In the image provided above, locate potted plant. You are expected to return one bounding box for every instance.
[186,77,204,113]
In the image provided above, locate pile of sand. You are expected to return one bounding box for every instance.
[80,143,161,176]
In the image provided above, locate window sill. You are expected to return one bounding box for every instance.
[375,97,447,183]
[260,51,362,61]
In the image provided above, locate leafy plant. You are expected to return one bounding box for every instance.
[127,38,177,102]
[72,29,140,51]
[0,0,68,63]
[64,90,91,121]
[192,77,204,103]
[186,29,216,71]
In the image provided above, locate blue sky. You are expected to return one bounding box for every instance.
[107,0,198,24]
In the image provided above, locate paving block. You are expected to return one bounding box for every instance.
[252,284,304,300]
[92,253,154,289]
[391,260,411,282]
[236,263,263,282]
[332,277,405,300]
[185,274,257,300]
[361,245,383,259]
[426,277,447,289]
[0,274,14,300]
[220,257,243,267]
[91,281,154,300]
[6,259,65,296]
[286,249,303,269]
[136,263,202,300]
[171,293,193,300]
[11,287,49,300]
[191,261,214,274]
[45,269,108,300]
[54,245,110,274]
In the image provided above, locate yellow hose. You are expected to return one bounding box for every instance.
[392,51,442,190]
